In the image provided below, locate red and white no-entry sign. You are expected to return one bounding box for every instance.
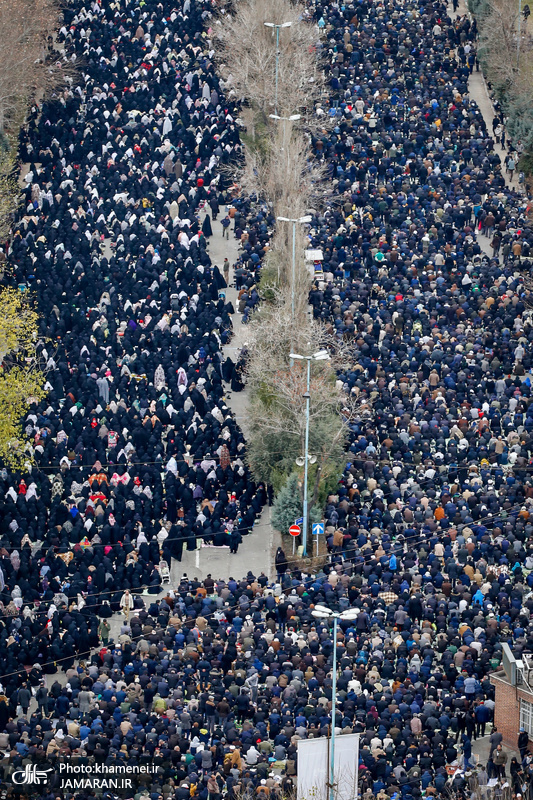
[289,524,301,537]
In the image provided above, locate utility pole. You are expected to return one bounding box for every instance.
[263,21,292,116]
[277,213,311,324]
[311,605,360,800]
[289,349,330,556]
[518,0,523,69]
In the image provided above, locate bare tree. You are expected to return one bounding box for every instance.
[0,0,70,132]
[238,116,325,215]
[475,0,533,153]
[243,301,367,500]
[477,0,519,87]
[213,0,330,310]
[214,0,349,509]
[213,0,323,121]
[245,299,360,386]
[0,0,74,240]
[245,362,349,498]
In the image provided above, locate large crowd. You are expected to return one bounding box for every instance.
[0,0,269,674]
[1,0,533,796]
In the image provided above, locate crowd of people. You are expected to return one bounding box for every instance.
[0,560,520,800]
[0,0,273,688]
[1,0,533,796]
[305,0,533,795]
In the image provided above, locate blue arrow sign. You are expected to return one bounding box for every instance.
[312,522,325,536]
[295,517,303,525]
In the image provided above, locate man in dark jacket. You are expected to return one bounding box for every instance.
[518,728,530,759]
[17,684,31,716]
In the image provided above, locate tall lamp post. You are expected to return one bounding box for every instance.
[518,0,524,69]
[263,21,292,116]
[289,350,330,556]
[277,214,312,323]
[311,605,360,800]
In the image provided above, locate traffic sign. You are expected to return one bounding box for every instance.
[289,524,301,537]
[312,522,325,536]
[295,517,303,525]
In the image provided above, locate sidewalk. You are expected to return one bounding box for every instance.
[460,0,522,194]
[455,0,524,259]
[472,734,520,776]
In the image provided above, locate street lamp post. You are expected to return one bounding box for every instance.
[263,21,292,116]
[270,113,301,210]
[269,112,302,170]
[311,605,360,800]
[289,350,330,556]
[277,214,312,323]
[518,0,523,69]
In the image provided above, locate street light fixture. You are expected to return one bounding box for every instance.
[289,350,330,556]
[264,21,292,116]
[269,113,301,122]
[311,605,360,800]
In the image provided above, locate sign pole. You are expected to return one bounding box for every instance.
[311,522,324,558]
[289,523,301,556]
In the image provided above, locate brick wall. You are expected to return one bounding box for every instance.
[491,675,533,751]
[493,677,521,748]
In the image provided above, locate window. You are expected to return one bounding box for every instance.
[520,699,533,736]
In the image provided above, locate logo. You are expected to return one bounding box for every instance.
[12,765,53,785]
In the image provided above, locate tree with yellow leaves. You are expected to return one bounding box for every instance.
[0,287,45,468]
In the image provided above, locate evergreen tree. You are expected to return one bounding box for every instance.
[271,472,322,534]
